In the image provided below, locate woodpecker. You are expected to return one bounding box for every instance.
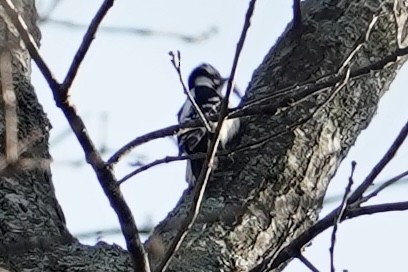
[177,63,240,187]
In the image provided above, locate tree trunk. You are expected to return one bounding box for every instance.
[1,0,407,271]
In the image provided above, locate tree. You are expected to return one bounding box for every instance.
[0,0,407,271]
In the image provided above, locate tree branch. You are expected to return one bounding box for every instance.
[118,153,207,184]
[348,120,408,204]
[59,0,114,96]
[0,1,150,271]
[330,161,355,272]
[40,18,218,43]
[359,169,408,203]
[298,254,320,272]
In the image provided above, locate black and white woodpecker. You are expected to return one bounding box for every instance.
[177,63,240,187]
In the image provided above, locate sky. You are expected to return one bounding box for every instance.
[31,0,408,271]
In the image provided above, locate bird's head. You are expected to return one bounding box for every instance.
[188,63,225,91]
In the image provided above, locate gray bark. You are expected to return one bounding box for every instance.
[0,0,407,271]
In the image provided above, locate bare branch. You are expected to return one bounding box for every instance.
[329,161,356,272]
[337,12,380,74]
[347,201,408,216]
[1,1,150,271]
[118,153,207,185]
[40,18,218,43]
[348,120,408,204]
[75,226,153,240]
[108,124,180,164]
[359,169,408,204]
[59,0,114,96]
[298,254,320,272]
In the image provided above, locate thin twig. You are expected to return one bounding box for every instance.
[40,18,218,43]
[118,145,241,184]
[74,226,153,240]
[292,12,379,110]
[1,1,150,271]
[118,153,207,184]
[347,201,408,216]
[59,0,114,96]
[290,66,350,120]
[169,51,212,133]
[298,254,320,272]
[359,169,408,204]
[108,124,180,164]
[348,120,408,204]
[329,161,356,272]
[156,1,257,271]
[337,13,379,74]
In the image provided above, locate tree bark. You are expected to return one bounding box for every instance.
[0,0,407,271]
[147,0,408,271]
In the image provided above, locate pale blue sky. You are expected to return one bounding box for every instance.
[33,0,408,271]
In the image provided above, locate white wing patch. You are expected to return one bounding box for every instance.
[219,117,240,148]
